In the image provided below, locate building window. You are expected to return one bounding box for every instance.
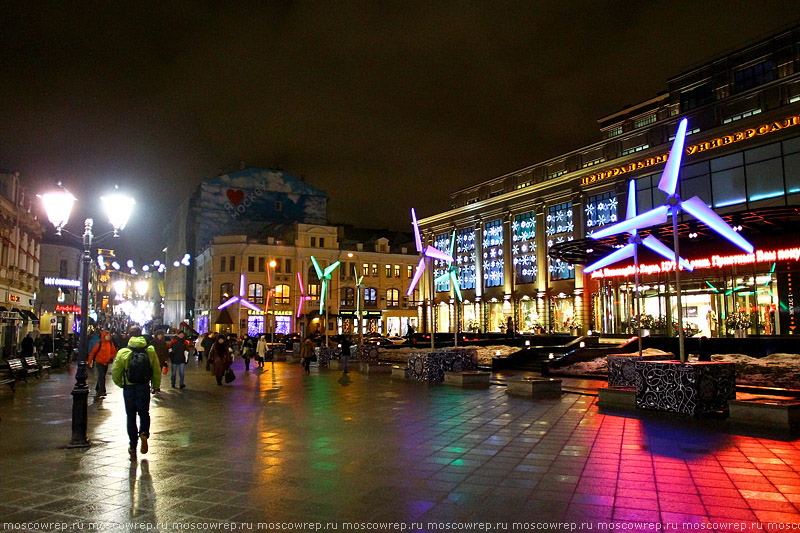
[734,60,774,93]
[220,257,226,272]
[489,189,504,198]
[341,287,354,307]
[512,211,536,285]
[547,202,574,281]
[547,169,567,180]
[722,108,761,124]
[434,232,451,293]
[364,288,377,307]
[220,283,234,304]
[386,288,399,308]
[274,259,281,273]
[680,82,714,111]
[607,126,623,138]
[275,284,290,305]
[465,197,479,205]
[248,257,255,272]
[229,257,235,271]
[669,127,700,141]
[363,263,370,277]
[311,237,316,247]
[456,227,476,291]
[385,264,392,278]
[372,264,378,277]
[621,144,649,156]
[582,157,605,169]
[407,265,413,278]
[59,259,68,277]
[275,201,282,211]
[319,238,325,248]
[516,180,531,190]
[634,114,656,129]
[790,95,800,104]
[308,266,320,300]
[285,259,292,273]
[394,264,400,278]
[585,192,618,236]
[247,283,264,304]
[482,219,503,288]
[258,257,265,272]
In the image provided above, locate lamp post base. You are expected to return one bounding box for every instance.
[68,386,91,448]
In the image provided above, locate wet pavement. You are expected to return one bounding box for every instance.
[1,358,800,531]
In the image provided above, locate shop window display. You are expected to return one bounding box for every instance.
[547,203,574,281]
[482,219,503,288]
[585,192,618,236]
[434,232,451,292]
[512,211,537,284]
[456,227,476,290]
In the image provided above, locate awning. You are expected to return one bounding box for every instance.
[22,310,39,322]
[215,308,234,325]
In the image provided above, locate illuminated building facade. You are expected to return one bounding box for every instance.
[418,24,800,337]
[194,224,421,338]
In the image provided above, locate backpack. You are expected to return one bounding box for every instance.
[126,347,152,384]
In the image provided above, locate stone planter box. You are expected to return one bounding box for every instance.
[607,353,675,387]
[598,387,636,409]
[635,360,735,415]
[444,371,490,388]
[359,363,392,374]
[729,399,800,430]
[329,360,340,370]
[406,348,478,382]
[392,365,407,379]
[507,377,562,399]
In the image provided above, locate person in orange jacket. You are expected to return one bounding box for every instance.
[89,330,118,398]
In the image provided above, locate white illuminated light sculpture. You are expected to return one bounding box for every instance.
[591,118,754,361]
[585,179,692,356]
[218,274,261,312]
[353,264,365,341]
[406,208,454,349]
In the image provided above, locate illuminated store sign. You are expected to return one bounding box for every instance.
[44,277,81,287]
[581,115,800,187]
[589,246,800,279]
[55,305,82,314]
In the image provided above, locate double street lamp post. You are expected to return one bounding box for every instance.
[40,188,135,447]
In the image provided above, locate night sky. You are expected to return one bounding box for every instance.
[3,2,799,260]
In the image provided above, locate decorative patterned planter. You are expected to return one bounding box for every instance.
[634,360,735,415]
[444,371,491,388]
[607,353,675,387]
[507,377,562,399]
[356,345,380,364]
[405,349,478,382]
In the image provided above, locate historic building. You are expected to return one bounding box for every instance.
[0,171,43,355]
[418,24,800,338]
[36,242,82,337]
[194,224,421,338]
[163,166,327,328]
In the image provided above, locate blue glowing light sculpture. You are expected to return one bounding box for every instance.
[591,118,754,361]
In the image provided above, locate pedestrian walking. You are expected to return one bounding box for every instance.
[339,335,352,374]
[300,336,315,375]
[88,331,117,398]
[20,332,35,358]
[202,332,216,371]
[151,330,169,375]
[111,326,161,460]
[242,334,256,372]
[209,335,233,386]
[194,333,206,362]
[256,334,266,369]
[168,331,190,388]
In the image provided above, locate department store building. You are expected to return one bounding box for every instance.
[418,24,800,339]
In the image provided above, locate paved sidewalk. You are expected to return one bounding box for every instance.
[1,358,799,531]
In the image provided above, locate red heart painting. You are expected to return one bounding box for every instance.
[226,189,245,206]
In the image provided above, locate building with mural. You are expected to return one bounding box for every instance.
[418,23,800,339]
[163,166,327,327]
[194,224,420,338]
[0,171,43,356]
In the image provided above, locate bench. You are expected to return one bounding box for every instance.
[22,356,42,378]
[729,399,800,430]
[444,371,491,388]
[506,377,562,399]
[0,368,15,392]
[35,354,52,376]
[5,358,29,381]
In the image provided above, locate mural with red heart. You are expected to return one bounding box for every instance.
[226,189,245,206]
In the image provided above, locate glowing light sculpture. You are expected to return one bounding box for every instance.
[354,264,365,341]
[406,208,454,349]
[218,274,262,313]
[586,180,691,356]
[296,272,313,318]
[433,230,464,346]
[310,256,340,314]
[590,118,754,361]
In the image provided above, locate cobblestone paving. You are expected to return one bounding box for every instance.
[1,359,799,531]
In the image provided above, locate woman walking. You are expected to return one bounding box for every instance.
[256,335,268,370]
[209,335,233,386]
[300,336,315,375]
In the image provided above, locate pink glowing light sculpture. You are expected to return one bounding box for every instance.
[406,208,454,297]
[296,272,313,318]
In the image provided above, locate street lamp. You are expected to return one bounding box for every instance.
[40,187,135,448]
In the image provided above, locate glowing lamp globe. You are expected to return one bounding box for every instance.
[135,280,149,296]
[40,191,77,234]
[101,194,135,235]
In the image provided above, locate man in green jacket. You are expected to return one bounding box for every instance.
[112,325,161,460]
